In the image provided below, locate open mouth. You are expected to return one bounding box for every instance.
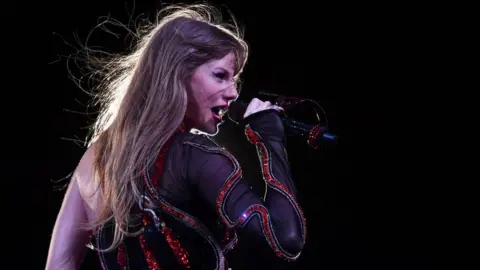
[210,106,228,121]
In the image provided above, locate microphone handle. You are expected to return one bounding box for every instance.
[281,118,338,149]
[228,100,337,149]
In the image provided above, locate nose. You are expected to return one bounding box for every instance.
[223,84,238,102]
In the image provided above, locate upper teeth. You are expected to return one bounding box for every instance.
[218,108,227,116]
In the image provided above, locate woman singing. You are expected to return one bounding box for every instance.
[46,4,306,269]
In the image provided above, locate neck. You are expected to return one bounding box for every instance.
[180,119,193,132]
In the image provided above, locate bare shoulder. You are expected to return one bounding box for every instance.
[74,144,100,218]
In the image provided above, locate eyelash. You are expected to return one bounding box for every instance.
[214,72,227,81]
[214,72,238,87]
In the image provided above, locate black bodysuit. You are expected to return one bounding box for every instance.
[93,110,307,269]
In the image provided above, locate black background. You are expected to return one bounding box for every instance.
[6,0,473,269]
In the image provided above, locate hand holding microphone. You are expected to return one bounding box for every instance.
[243,98,284,119]
[228,97,338,150]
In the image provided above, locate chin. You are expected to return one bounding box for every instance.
[206,123,221,135]
[194,122,220,136]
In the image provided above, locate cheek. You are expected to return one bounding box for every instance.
[186,89,207,120]
[190,80,218,106]
[189,76,206,102]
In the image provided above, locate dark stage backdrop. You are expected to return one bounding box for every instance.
[7,0,472,269]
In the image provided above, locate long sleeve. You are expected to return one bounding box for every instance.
[187,110,306,261]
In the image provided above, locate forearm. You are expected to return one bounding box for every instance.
[243,124,306,254]
[188,106,308,259]
[246,126,297,196]
[244,109,298,195]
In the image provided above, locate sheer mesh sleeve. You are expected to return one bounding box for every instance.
[187,110,306,261]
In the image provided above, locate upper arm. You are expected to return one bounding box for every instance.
[46,154,94,269]
[189,149,263,223]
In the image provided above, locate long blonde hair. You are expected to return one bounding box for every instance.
[82,4,248,251]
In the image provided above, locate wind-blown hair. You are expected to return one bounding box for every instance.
[82,4,248,251]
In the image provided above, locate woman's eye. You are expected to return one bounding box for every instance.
[214,72,227,80]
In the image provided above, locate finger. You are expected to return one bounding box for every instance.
[245,98,260,111]
[271,105,284,111]
[243,104,282,119]
[243,102,257,118]
[249,98,262,107]
[243,100,266,118]
[244,105,261,118]
[256,101,271,111]
[244,99,259,114]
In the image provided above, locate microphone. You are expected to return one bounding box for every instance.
[227,100,338,149]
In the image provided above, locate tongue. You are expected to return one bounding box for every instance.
[212,111,222,121]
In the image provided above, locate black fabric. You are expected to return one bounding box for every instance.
[93,110,305,269]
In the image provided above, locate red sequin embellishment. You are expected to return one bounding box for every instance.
[161,226,191,268]
[117,242,127,269]
[246,126,307,243]
[140,235,162,270]
[140,134,192,269]
[245,127,260,144]
[215,125,308,262]
[143,215,153,226]
[307,125,322,149]
[151,137,173,187]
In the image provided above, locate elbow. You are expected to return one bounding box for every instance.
[279,231,305,256]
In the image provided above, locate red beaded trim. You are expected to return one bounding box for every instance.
[140,235,163,270]
[142,168,225,269]
[238,204,289,258]
[141,136,226,270]
[161,226,190,267]
[117,242,128,269]
[185,136,305,261]
[141,137,191,268]
[244,125,307,261]
[307,125,322,149]
[183,141,242,250]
